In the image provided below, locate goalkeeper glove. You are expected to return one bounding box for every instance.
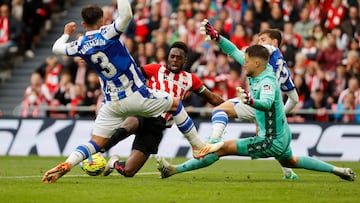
[236,87,254,106]
[200,19,221,42]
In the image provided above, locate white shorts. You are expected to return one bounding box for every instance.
[229,97,255,122]
[93,89,173,138]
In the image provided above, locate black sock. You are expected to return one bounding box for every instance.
[102,128,129,152]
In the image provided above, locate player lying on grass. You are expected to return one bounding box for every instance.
[201,19,299,179]
[100,41,225,177]
[41,1,223,183]
[156,44,356,182]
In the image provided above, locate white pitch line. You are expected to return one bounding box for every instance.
[0,172,160,179]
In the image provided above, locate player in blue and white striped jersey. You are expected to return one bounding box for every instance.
[42,0,223,183]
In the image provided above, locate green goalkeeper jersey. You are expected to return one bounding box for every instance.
[218,37,288,140]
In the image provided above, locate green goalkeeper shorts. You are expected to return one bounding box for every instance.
[235,128,293,160]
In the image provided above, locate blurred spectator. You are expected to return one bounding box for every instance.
[178,0,194,19]
[337,77,360,107]
[334,91,360,123]
[35,55,63,97]
[79,71,101,118]
[216,52,230,74]
[153,30,170,52]
[304,61,326,95]
[293,6,315,43]
[70,56,90,85]
[282,22,302,67]
[301,88,331,122]
[230,23,250,50]
[49,71,73,118]
[182,18,203,51]
[348,38,360,55]
[344,50,360,79]
[201,60,217,91]
[69,84,86,118]
[324,0,346,31]
[222,0,243,24]
[133,42,147,67]
[22,0,48,58]
[303,0,323,25]
[11,0,23,21]
[300,35,319,61]
[259,20,271,32]
[324,63,349,102]
[311,24,329,50]
[217,8,233,36]
[21,72,51,118]
[316,34,343,73]
[147,1,161,41]
[331,26,349,51]
[36,56,63,95]
[293,52,308,76]
[341,5,360,41]
[144,42,156,64]
[268,3,284,30]
[249,0,271,34]
[133,3,149,43]
[0,3,22,59]
[282,0,299,24]
[293,74,311,108]
[158,15,178,45]
[242,9,255,36]
[154,46,166,65]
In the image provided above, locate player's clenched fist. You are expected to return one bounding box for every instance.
[200,19,220,42]
[64,22,76,36]
[236,87,254,106]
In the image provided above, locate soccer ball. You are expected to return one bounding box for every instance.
[79,152,107,176]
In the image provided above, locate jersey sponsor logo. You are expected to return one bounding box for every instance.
[262,84,271,94]
[0,119,359,161]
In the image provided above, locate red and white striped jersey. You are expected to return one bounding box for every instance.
[142,64,204,123]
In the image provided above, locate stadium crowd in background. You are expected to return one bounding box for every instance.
[16,0,360,123]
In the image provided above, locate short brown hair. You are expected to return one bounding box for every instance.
[81,5,103,26]
[245,45,270,62]
[258,29,282,47]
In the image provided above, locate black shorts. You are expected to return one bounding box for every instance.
[132,116,167,156]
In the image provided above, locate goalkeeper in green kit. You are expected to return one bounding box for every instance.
[156,26,355,181]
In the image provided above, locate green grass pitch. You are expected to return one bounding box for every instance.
[0,156,358,203]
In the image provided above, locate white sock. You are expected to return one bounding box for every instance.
[172,104,205,149]
[65,142,97,168]
[212,123,226,139]
[332,166,344,174]
[211,110,228,139]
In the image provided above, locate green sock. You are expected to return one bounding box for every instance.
[297,156,334,172]
[176,153,219,173]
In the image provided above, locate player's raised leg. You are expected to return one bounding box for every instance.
[42,138,103,183]
[170,99,224,159]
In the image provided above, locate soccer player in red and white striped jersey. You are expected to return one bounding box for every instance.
[101,41,225,177]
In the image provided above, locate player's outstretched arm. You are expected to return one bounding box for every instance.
[200,19,245,66]
[114,0,133,33]
[52,22,76,55]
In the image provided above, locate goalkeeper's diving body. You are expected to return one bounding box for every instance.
[157,44,356,182]
[201,20,299,179]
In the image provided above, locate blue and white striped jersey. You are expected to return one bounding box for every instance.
[267,46,295,92]
[64,24,148,101]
